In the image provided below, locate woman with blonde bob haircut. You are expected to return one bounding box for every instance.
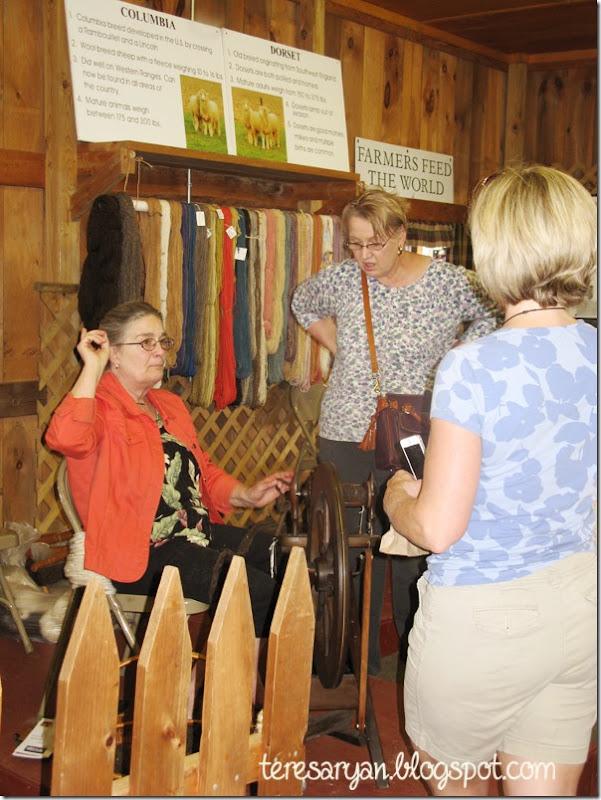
[383,164,597,796]
[469,164,597,310]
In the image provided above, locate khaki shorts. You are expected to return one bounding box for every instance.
[404,553,597,766]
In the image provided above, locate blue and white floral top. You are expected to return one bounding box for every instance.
[291,258,500,442]
[426,321,597,586]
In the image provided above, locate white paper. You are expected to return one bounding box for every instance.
[64,0,231,151]
[13,717,55,759]
[222,29,349,171]
[64,0,350,172]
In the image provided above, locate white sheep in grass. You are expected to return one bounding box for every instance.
[189,90,221,137]
[267,111,280,149]
[243,100,271,148]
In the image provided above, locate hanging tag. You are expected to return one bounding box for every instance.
[216,208,225,219]
[235,246,248,261]
[196,210,206,226]
[226,225,237,239]
[206,229,212,239]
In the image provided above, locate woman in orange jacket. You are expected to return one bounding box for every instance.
[45,300,292,637]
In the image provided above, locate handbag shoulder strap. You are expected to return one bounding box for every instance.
[361,270,382,396]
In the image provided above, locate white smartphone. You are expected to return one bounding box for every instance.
[399,434,425,479]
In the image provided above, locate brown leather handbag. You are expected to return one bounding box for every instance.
[357,271,430,471]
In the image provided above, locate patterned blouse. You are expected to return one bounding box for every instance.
[291,258,501,442]
[150,413,210,547]
[426,321,597,586]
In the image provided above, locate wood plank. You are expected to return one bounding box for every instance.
[244,0,271,39]
[470,63,505,183]
[380,34,402,145]
[51,579,120,796]
[197,556,255,795]
[44,0,80,283]
[452,58,474,204]
[338,20,365,169]
[259,547,315,796]
[504,61,527,165]
[538,68,570,166]
[399,39,423,149]
[0,150,45,188]
[3,418,38,525]
[563,67,597,168]
[129,566,191,796]
[361,28,387,143]
[269,0,297,48]
[299,0,326,54]
[518,50,597,71]
[3,187,43,382]
[0,380,47,419]
[71,143,359,217]
[419,47,438,153]
[3,1,44,151]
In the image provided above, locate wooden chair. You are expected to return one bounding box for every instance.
[0,530,34,654]
[39,459,209,719]
[56,458,208,650]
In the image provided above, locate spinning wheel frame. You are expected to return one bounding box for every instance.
[306,462,350,689]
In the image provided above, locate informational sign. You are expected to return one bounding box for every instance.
[222,30,349,171]
[64,0,349,171]
[355,137,454,203]
[64,0,231,151]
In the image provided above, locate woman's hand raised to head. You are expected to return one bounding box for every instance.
[71,328,110,398]
[230,471,294,509]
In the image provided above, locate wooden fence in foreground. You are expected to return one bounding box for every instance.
[50,547,315,796]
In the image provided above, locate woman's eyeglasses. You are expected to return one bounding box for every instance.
[345,231,398,254]
[117,337,175,351]
[471,170,506,201]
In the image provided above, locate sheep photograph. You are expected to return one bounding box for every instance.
[231,87,287,162]
[179,76,227,154]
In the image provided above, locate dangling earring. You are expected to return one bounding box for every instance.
[397,246,403,255]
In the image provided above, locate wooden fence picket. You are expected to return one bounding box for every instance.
[129,566,192,796]
[196,556,255,796]
[51,579,120,796]
[49,548,314,797]
[259,546,315,796]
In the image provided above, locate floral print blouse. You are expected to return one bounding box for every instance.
[150,413,210,547]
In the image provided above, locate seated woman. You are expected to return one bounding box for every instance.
[45,300,292,640]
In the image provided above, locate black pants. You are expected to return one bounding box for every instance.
[319,438,426,676]
[112,523,280,637]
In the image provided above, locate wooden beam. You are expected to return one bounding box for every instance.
[0,150,45,188]
[326,0,509,70]
[516,49,598,71]
[404,198,467,224]
[0,381,48,419]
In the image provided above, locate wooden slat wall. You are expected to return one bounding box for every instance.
[1,0,45,526]
[0,0,597,528]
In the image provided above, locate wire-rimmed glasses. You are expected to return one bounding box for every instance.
[344,230,399,254]
[116,337,175,351]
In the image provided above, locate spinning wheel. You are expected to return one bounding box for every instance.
[277,458,388,788]
[306,462,349,689]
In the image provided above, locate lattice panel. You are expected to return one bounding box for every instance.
[36,287,82,532]
[36,288,305,533]
[553,161,598,195]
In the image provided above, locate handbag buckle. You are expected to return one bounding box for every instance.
[401,404,422,424]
